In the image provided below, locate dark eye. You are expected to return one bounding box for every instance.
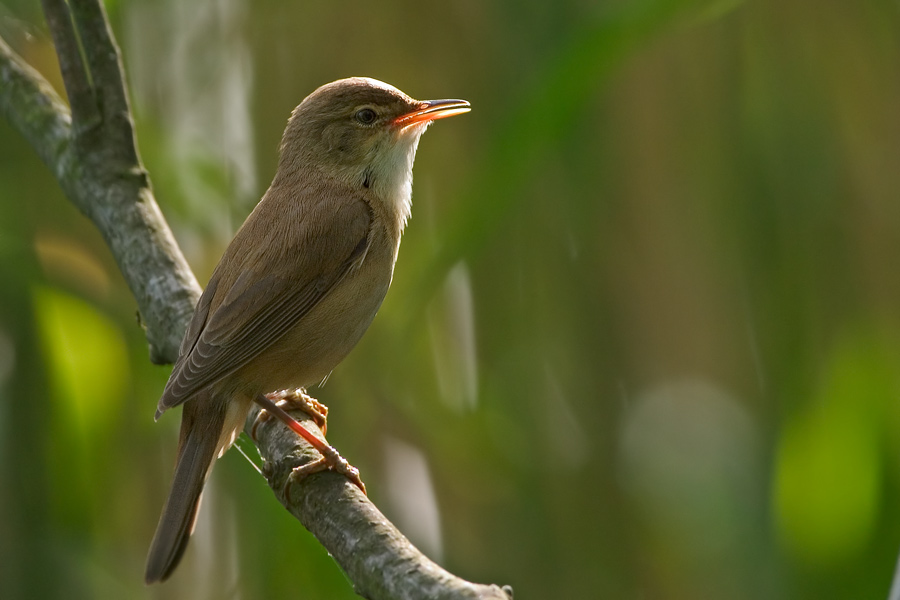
[355,108,377,125]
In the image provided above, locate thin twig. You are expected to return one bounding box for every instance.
[0,37,72,169]
[69,0,136,154]
[39,0,96,127]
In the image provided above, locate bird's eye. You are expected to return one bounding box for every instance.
[355,108,377,125]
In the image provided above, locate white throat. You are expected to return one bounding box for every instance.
[369,128,425,229]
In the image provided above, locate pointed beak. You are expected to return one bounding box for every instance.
[394,99,471,128]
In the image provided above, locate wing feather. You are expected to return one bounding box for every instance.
[157,194,372,414]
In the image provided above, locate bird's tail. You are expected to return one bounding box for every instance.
[145,391,226,584]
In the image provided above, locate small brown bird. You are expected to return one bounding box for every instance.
[145,77,470,584]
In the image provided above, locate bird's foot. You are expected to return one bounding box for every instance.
[252,391,366,498]
[284,444,366,501]
[251,388,328,441]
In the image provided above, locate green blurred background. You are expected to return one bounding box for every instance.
[2,0,900,598]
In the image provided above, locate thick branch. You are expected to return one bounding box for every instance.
[245,406,512,600]
[0,28,199,363]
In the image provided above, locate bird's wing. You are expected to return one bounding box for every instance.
[156,197,372,417]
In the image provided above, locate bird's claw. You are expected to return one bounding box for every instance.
[283,444,367,502]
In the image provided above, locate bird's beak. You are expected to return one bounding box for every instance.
[394,99,471,128]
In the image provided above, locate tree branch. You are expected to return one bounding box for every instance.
[0,14,199,364]
[0,36,72,173]
[68,0,137,151]
[1,2,510,597]
[245,405,511,600]
[39,0,96,126]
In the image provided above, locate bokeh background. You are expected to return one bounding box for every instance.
[2,0,900,598]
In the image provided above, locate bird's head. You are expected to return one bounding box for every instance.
[277,77,470,223]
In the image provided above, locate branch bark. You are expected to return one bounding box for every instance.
[0,4,200,364]
[246,406,511,600]
[0,2,510,598]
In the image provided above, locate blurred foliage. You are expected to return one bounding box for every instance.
[2,0,900,598]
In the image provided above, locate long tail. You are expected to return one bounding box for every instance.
[145,392,226,584]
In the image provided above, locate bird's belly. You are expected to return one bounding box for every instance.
[227,258,392,397]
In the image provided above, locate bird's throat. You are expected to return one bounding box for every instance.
[367,127,426,232]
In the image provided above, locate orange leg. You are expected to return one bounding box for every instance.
[251,389,328,438]
[252,390,366,496]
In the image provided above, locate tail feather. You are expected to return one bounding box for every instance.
[145,394,226,584]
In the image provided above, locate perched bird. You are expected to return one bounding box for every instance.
[145,77,470,584]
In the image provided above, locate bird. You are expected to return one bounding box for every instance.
[144,77,470,584]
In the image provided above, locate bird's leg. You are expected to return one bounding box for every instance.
[251,388,328,438]
[252,391,366,497]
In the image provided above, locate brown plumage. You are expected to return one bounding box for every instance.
[145,77,469,584]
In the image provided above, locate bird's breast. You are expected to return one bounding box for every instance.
[228,229,396,396]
